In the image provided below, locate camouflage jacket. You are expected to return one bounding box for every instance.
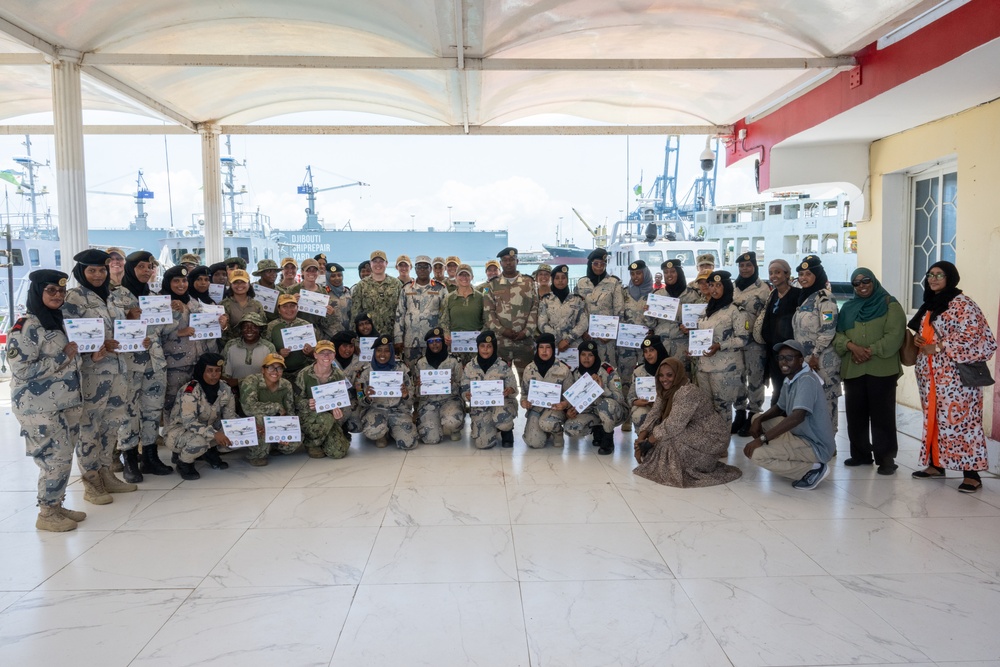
[413,355,464,405]
[696,303,750,373]
[8,314,83,415]
[647,286,702,342]
[349,275,403,338]
[625,363,656,406]
[622,288,652,326]
[221,296,266,342]
[160,299,215,370]
[338,356,367,390]
[733,279,772,336]
[358,362,414,410]
[286,283,333,334]
[164,380,237,441]
[521,360,573,409]
[325,285,353,338]
[537,293,589,345]
[294,363,350,414]
[570,363,628,414]
[793,289,841,384]
[574,275,624,319]
[483,273,538,338]
[461,357,518,401]
[108,285,166,373]
[394,280,447,348]
[61,285,127,377]
[239,373,295,428]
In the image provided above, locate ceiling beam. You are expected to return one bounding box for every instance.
[80,65,198,132]
[0,124,732,136]
[0,15,58,58]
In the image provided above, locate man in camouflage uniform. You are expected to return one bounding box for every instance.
[564,341,628,454]
[732,251,772,435]
[519,333,573,448]
[431,257,447,283]
[325,262,353,338]
[575,247,624,370]
[394,255,448,363]
[239,353,301,465]
[350,249,403,339]
[295,340,352,458]
[483,247,538,374]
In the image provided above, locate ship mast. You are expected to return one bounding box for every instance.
[12,135,54,238]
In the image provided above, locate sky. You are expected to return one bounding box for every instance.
[0,111,768,252]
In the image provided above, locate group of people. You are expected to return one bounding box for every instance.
[9,241,996,532]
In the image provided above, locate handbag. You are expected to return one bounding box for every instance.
[900,329,918,367]
[956,360,995,387]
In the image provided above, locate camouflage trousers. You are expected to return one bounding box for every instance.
[165,365,194,413]
[165,429,214,464]
[617,348,640,388]
[340,405,362,434]
[698,369,743,415]
[565,397,625,437]
[497,340,534,379]
[522,407,566,448]
[362,406,417,450]
[119,366,166,451]
[661,335,694,376]
[247,438,301,462]
[630,404,653,431]
[469,398,516,449]
[591,338,618,370]
[736,342,767,414]
[20,406,83,507]
[416,397,465,444]
[400,345,424,365]
[300,410,350,458]
[79,371,128,471]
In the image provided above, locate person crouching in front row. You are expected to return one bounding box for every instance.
[462,330,518,449]
[564,341,628,455]
[240,353,301,466]
[357,334,417,449]
[413,327,466,444]
[164,353,236,480]
[520,333,573,448]
[295,340,351,459]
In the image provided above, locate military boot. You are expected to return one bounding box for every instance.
[598,429,615,456]
[110,444,124,473]
[500,430,514,448]
[99,466,138,493]
[731,409,747,434]
[591,424,606,448]
[36,505,77,532]
[57,503,87,522]
[738,412,755,438]
[176,460,201,480]
[122,447,143,484]
[140,444,174,475]
[82,470,113,505]
[203,447,229,470]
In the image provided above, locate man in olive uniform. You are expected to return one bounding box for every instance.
[394,255,448,363]
[483,247,538,373]
[732,251,772,435]
[350,249,404,339]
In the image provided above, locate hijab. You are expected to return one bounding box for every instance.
[662,260,687,298]
[193,352,225,405]
[26,269,67,332]
[550,265,570,303]
[655,357,690,423]
[121,251,153,298]
[160,265,190,303]
[186,266,214,304]
[72,259,111,303]
[370,336,398,372]
[476,330,498,373]
[586,249,608,286]
[627,267,654,301]
[331,331,355,369]
[796,263,829,306]
[423,328,449,369]
[837,267,895,332]
[734,253,760,291]
[704,271,734,317]
[908,260,962,330]
[354,312,374,338]
[578,340,601,375]
[641,333,669,376]
[533,333,556,377]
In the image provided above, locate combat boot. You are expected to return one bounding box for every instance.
[122,447,143,484]
[738,412,755,438]
[99,466,138,493]
[176,460,201,480]
[203,447,229,470]
[591,424,606,448]
[731,409,747,434]
[139,444,173,475]
[36,505,77,532]
[110,444,124,473]
[82,470,113,505]
[500,430,514,448]
[598,429,615,456]
[621,421,632,432]
[57,502,87,522]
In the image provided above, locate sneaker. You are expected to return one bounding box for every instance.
[792,463,830,490]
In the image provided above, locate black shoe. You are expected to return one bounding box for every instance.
[731,409,747,434]
[598,431,614,456]
[843,457,873,467]
[877,463,898,476]
[203,447,229,470]
[171,451,180,465]
[500,431,514,448]
[122,448,143,484]
[591,425,606,448]
[176,460,200,480]
[737,412,754,438]
[140,445,174,475]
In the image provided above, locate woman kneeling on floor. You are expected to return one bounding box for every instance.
[164,352,236,479]
[240,352,301,466]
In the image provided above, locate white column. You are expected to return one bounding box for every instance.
[199,124,224,263]
[50,51,89,269]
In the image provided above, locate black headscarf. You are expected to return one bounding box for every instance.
[640,333,669,376]
[550,265,570,303]
[734,251,759,291]
[476,330,499,373]
[370,334,398,372]
[578,340,601,375]
[331,331,355,369]
[424,327,449,369]
[160,265,190,303]
[796,255,829,306]
[26,269,67,331]
[354,312,374,337]
[661,260,687,298]
[586,248,608,286]
[908,260,963,330]
[533,333,556,377]
[357,260,371,278]
[121,250,154,298]
[72,249,111,303]
[186,266,214,304]
[704,270,734,317]
[193,352,225,405]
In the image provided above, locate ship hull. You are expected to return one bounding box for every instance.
[542,244,590,264]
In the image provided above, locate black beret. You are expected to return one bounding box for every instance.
[209,262,228,275]
[661,259,680,270]
[629,260,647,271]
[708,270,732,284]
[331,331,355,346]
[552,264,569,275]
[73,249,111,266]
[314,253,326,261]
[798,255,822,271]
[187,266,211,281]
[641,333,658,348]
[354,312,373,324]
[497,247,518,258]
[373,334,393,348]
[578,340,598,353]
[738,251,757,264]
[477,330,496,345]
[535,332,556,347]
[424,327,444,341]
[126,250,155,264]
[29,269,68,286]
[328,262,345,273]
[588,248,608,261]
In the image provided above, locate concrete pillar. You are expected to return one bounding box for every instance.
[199,125,224,263]
[50,51,88,269]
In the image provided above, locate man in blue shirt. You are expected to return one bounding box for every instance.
[744,339,836,489]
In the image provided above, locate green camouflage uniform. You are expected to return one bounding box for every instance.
[413,355,465,443]
[521,360,573,448]
[357,363,417,449]
[164,380,237,463]
[287,283,334,336]
[696,303,750,414]
[160,300,215,412]
[325,285,353,338]
[482,273,538,373]
[350,275,403,338]
[793,289,841,431]
[734,279,772,414]
[537,292,589,350]
[337,356,367,433]
[239,372,300,461]
[8,314,85,506]
[266,316,319,378]
[294,363,352,458]
[461,357,518,449]
[564,363,628,437]
[574,275,624,369]
[394,280,448,363]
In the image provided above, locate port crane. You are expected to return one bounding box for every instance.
[88,170,155,231]
[628,135,718,226]
[297,166,369,231]
[570,208,608,248]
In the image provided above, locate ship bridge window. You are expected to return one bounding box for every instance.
[638,251,664,266]
[769,204,782,217]
[783,204,801,220]
[822,234,839,253]
[236,247,249,263]
[804,202,820,218]
[823,201,839,216]
[9,249,24,266]
[754,239,765,260]
[783,236,799,254]
[802,235,819,254]
[29,249,40,267]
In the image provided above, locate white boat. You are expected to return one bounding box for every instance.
[605,210,720,282]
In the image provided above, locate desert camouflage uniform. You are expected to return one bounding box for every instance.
[413,356,465,443]
[618,290,652,389]
[521,360,573,448]
[294,363,352,458]
[462,357,518,449]
[475,277,498,293]
[357,363,417,449]
[163,380,237,463]
[793,289,842,431]
[537,292,589,351]
[266,316,319,378]
[734,279,772,414]
[350,275,403,339]
[325,286,353,338]
[160,299,214,413]
[394,280,448,363]
[564,363,628,437]
[483,273,538,373]
[626,364,657,431]
[575,275,624,369]
[647,285,703,359]
[696,303,750,414]
[8,314,85,506]
[62,286,128,470]
[221,296,266,343]
[239,372,300,460]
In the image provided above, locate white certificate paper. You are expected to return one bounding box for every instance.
[281,324,317,352]
[138,295,171,325]
[189,312,222,340]
[450,330,479,354]
[312,380,352,412]
[64,318,105,353]
[208,283,225,304]
[113,319,147,352]
[588,314,620,339]
[634,376,657,402]
[681,303,707,329]
[370,371,405,397]
[222,417,258,448]
[527,379,561,408]
[556,348,579,370]
[255,285,279,313]
[470,379,504,407]
[296,289,329,316]
[264,416,301,443]
[564,373,603,413]
[358,337,377,362]
[616,323,648,348]
[688,329,714,356]
[646,294,680,320]
[420,369,452,395]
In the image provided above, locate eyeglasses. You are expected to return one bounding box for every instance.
[263,364,284,372]
[851,277,873,287]
[926,271,946,280]
[43,286,67,296]
[776,354,800,362]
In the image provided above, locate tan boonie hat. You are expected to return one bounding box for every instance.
[253,259,278,276]
[370,250,387,261]
[432,256,445,267]
[106,247,125,259]
[395,254,412,268]
[179,253,201,266]
[229,269,250,283]
[414,255,432,266]
[696,253,715,267]
[457,263,473,276]
[262,353,286,367]
[280,257,297,268]
[277,293,299,307]
[313,340,336,354]
[445,256,461,266]
[300,258,320,272]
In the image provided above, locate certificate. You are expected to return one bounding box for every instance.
[138,295,171,325]
[255,285,279,313]
[281,324,316,351]
[616,323,648,348]
[450,330,479,354]
[564,373,603,413]
[208,283,225,304]
[200,303,225,317]
[527,379,561,408]
[189,312,222,340]
[688,329,714,356]
[370,371,404,397]
[589,314,620,339]
[264,416,301,444]
[420,369,452,395]
[556,348,579,370]
[681,303,707,329]
[222,418,257,448]
[296,289,329,316]
[113,319,147,352]
[358,337,377,362]
[470,379,504,407]
[64,318,105,353]
[634,376,657,402]
[312,380,351,412]
[646,294,680,320]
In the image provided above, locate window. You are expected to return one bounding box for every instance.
[54,250,61,267]
[910,168,957,308]
[29,249,40,267]
[9,249,24,266]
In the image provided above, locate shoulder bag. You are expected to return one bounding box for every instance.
[956,360,995,387]
[900,329,918,367]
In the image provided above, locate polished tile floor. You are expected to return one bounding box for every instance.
[1,391,999,667]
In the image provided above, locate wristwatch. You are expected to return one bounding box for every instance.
[759,433,769,444]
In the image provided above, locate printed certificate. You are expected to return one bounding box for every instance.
[254,285,279,313]
[64,318,105,353]
[208,283,225,304]
[470,379,504,407]
[358,337,377,362]
[588,314,620,339]
[419,369,452,395]
[113,319,147,352]
[688,329,714,356]
[296,289,330,316]
[634,376,657,402]
[370,371,404,398]
[189,312,222,340]
[450,330,479,354]
[681,303,707,329]
[264,416,301,443]
[564,373,603,413]
[527,379,561,408]
[222,417,257,448]
[312,380,352,412]
[556,348,579,370]
[616,323,648,348]
[280,324,316,352]
[138,295,171,325]
[646,294,680,321]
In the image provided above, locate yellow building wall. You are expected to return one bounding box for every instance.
[863,99,1000,433]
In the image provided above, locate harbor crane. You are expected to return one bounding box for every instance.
[89,170,154,231]
[297,166,369,231]
[570,208,608,248]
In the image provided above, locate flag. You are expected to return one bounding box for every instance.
[0,170,19,186]
[633,184,642,196]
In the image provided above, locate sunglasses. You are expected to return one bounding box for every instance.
[43,286,67,296]
[851,277,873,287]
[926,271,946,280]
[776,354,800,362]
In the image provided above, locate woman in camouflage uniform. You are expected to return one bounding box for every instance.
[519,333,573,448]
[295,340,352,458]
[626,334,669,431]
[792,255,842,433]
[358,335,417,449]
[413,327,465,444]
[538,264,589,354]
[648,259,702,361]
[159,265,220,413]
[221,269,265,343]
[619,260,655,430]
[462,330,518,449]
[240,353,300,466]
[694,270,749,416]
[564,340,628,455]
[332,331,364,435]
[575,248,624,369]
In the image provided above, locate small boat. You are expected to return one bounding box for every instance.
[541,242,590,264]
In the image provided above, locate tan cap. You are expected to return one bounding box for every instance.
[696,269,712,281]
[370,250,387,261]
[229,269,250,283]
[457,263,473,276]
[445,256,461,266]
[485,259,501,270]
[106,247,125,259]
[280,257,297,269]
[414,255,432,266]
[313,340,336,354]
[696,253,715,267]
[300,258,320,271]
[432,256,445,267]
[277,293,299,307]
[262,353,286,367]
[395,254,412,268]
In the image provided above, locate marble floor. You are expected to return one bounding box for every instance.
[1,392,999,667]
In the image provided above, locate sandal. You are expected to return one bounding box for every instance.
[912,466,946,479]
[958,480,982,493]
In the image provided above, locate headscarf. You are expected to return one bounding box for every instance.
[120,251,154,298]
[186,266,214,304]
[327,263,347,297]
[423,327,449,369]
[661,260,687,298]
[627,263,654,301]
[655,357,690,423]
[160,265,190,303]
[354,312,374,337]
[331,331,355,369]
[586,248,608,286]
[837,267,896,332]
[357,260,371,278]
[578,340,601,375]
[26,269,67,331]
[476,330,498,373]
[640,333,668,376]
[369,334,398,372]
[796,256,829,306]
[734,251,760,291]
[704,270,734,317]
[533,333,556,377]
[72,250,111,303]
[908,260,962,330]
[193,352,225,405]
[550,265,570,303]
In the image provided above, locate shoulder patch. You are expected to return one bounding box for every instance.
[11,317,26,332]
[184,381,198,393]
[821,311,834,323]
[602,362,614,373]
